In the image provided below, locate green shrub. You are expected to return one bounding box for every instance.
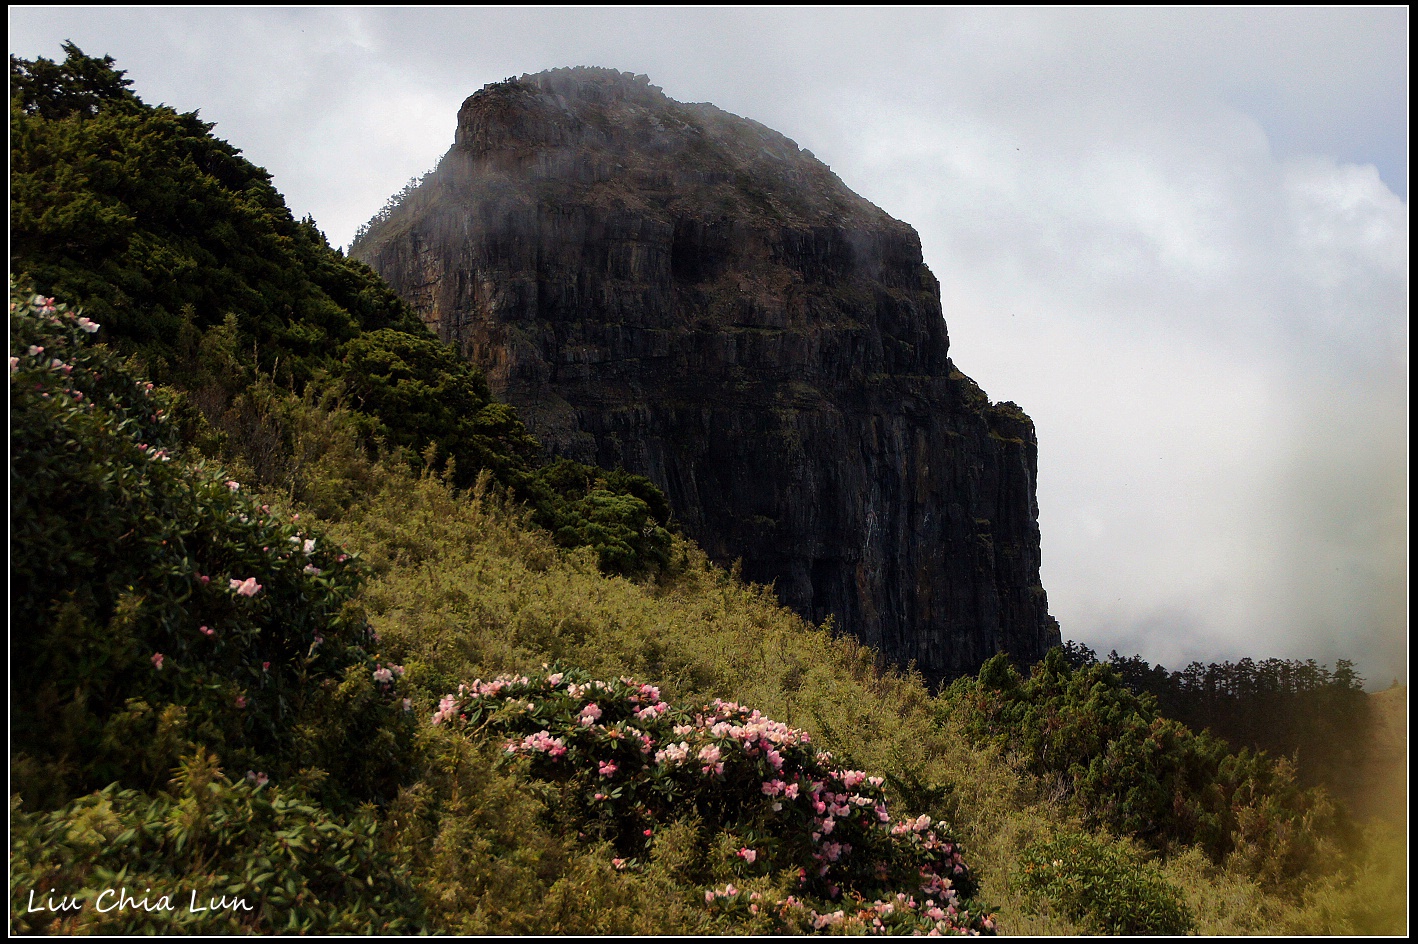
[9,749,424,934]
[10,286,414,809]
[430,666,996,934]
[1018,832,1192,934]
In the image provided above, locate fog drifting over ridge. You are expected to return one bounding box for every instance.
[9,7,1407,686]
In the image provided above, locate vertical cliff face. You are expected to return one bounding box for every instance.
[352,67,1060,681]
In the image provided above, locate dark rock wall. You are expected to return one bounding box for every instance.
[353,68,1059,681]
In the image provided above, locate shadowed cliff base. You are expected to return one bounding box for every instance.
[352,67,1060,682]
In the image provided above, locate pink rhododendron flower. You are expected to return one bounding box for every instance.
[373,666,394,684]
[76,317,100,333]
[225,480,240,490]
[304,565,321,576]
[230,577,262,596]
[235,695,247,708]
[738,847,757,863]
[151,652,164,669]
[431,694,458,725]
[598,760,618,777]
[28,346,43,356]
[578,703,602,726]
[200,625,214,636]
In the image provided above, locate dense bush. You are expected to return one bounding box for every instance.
[1017,832,1192,935]
[1020,833,1196,935]
[430,667,995,934]
[9,751,424,934]
[10,44,420,383]
[10,287,414,810]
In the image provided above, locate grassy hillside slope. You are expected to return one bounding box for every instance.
[9,44,1404,937]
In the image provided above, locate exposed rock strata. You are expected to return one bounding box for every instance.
[352,67,1060,680]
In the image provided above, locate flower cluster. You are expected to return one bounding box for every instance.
[429,668,994,934]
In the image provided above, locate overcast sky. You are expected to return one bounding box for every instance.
[11,8,1408,687]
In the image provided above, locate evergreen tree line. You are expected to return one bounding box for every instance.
[1058,641,1372,793]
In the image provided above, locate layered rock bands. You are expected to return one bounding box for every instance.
[352,67,1060,681]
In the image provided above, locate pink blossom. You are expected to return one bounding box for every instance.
[28,346,43,356]
[738,847,757,864]
[373,666,394,684]
[403,698,413,711]
[225,480,240,490]
[304,565,321,576]
[151,652,164,669]
[262,661,270,671]
[235,695,247,708]
[230,577,262,597]
[643,828,653,837]
[578,703,602,726]
[432,694,459,725]
[200,625,214,636]
[598,760,618,777]
[76,317,100,333]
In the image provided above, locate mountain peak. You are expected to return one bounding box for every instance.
[355,72,1060,681]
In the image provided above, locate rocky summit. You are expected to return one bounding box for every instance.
[351,67,1060,681]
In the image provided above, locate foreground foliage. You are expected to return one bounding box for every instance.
[10,752,422,935]
[1017,832,1192,934]
[10,288,413,812]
